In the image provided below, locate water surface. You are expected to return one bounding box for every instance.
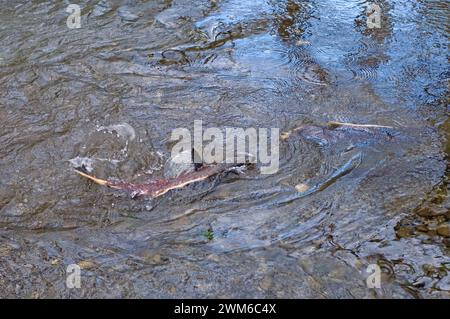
[0,0,448,298]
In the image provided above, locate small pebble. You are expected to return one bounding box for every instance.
[436,224,450,238]
[295,183,309,193]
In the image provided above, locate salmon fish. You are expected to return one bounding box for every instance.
[75,161,250,198]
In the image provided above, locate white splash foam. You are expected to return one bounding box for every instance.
[69,156,95,172]
[69,156,122,171]
[96,123,136,141]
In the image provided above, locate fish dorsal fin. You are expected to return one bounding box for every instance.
[191,148,203,171]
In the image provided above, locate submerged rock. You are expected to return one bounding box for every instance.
[436,224,450,238]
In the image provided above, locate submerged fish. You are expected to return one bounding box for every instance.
[75,150,251,198]
[281,122,395,145]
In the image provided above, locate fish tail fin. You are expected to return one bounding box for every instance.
[74,166,109,186]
